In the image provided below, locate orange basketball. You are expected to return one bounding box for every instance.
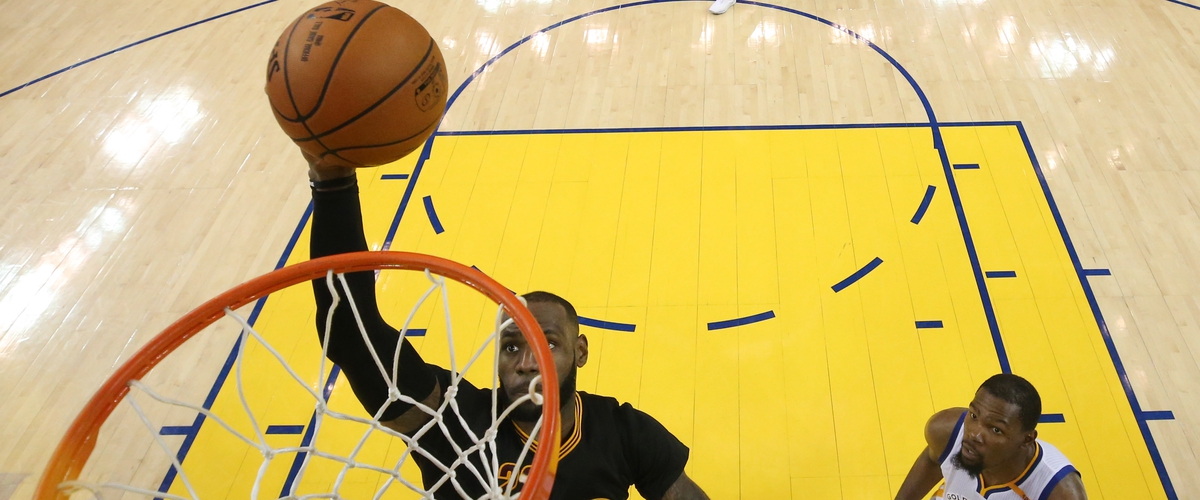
[265,0,447,167]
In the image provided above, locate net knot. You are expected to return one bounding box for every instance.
[444,385,458,398]
[483,428,498,442]
[388,386,403,402]
[262,448,276,460]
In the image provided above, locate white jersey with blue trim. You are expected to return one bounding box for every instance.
[932,412,1077,500]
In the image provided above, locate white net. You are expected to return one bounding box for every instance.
[56,265,554,500]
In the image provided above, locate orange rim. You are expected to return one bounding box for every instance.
[35,251,560,500]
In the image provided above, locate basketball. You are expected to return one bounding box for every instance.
[265,0,447,167]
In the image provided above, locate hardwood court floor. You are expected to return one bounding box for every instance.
[1,0,1199,499]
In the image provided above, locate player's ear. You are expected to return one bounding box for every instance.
[1024,428,1038,445]
[575,334,589,367]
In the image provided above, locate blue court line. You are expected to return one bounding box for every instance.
[436,121,1017,136]
[579,316,637,332]
[831,257,883,292]
[1142,411,1176,421]
[382,139,434,250]
[1083,269,1112,276]
[0,0,278,100]
[279,365,341,497]
[1167,0,1200,10]
[422,196,444,234]
[1039,414,1066,423]
[1017,122,1177,497]
[156,202,313,495]
[985,271,1018,278]
[707,311,776,331]
[159,426,193,436]
[404,328,427,337]
[381,174,410,180]
[265,425,306,435]
[952,163,981,170]
[437,121,1023,136]
[915,321,943,329]
[911,185,937,224]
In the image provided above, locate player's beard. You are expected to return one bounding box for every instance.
[499,364,576,423]
[951,449,985,479]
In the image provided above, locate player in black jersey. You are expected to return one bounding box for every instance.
[305,154,710,500]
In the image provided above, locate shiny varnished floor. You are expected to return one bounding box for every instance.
[2,0,1199,498]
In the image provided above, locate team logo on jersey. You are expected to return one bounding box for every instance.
[498,462,532,491]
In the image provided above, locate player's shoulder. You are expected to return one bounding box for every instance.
[576,392,686,461]
[1035,438,1075,468]
[1032,438,1083,498]
[924,407,967,461]
[926,407,966,437]
[576,391,624,417]
[577,391,619,406]
[577,392,659,429]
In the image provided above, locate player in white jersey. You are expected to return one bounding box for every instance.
[894,374,1088,500]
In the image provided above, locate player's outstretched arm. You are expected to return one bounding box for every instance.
[1047,472,1087,500]
[661,472,708,500]
[306,152,442,435]
[894,408,965,500]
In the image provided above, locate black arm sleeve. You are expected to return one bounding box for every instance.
[618,403,690,500]
[310,178,437,422]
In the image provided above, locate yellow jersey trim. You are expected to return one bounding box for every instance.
[978,443,1041,498]
[512,392,583,459]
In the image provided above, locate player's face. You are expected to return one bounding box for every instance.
[954,389,1036,477]
[497,302,587,421]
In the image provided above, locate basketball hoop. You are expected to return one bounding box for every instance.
[36,251,560,500]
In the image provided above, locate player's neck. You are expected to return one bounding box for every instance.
[514,392,578,440]
[979,442,1038,487]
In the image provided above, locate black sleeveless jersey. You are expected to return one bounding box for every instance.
[410,366,690,500]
